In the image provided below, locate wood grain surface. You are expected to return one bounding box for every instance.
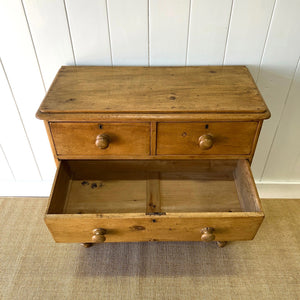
[157,122,258,155]
[46,159,263,243]
[37,66,269,115]
[50,122,150,156]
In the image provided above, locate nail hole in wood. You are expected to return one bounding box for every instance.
[91,183,98,189]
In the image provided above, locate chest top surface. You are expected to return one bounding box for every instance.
[36,66,270,121]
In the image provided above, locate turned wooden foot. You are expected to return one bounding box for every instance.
[216,241,227,248]
[81,243,93,248]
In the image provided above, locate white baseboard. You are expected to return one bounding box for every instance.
[0,180,53,197]
[256,182,300,199]
[1,180,300,199]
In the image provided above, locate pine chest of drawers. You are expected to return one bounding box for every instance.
[36,66,270,248]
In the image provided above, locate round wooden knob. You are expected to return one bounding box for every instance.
[198,134,213,150]
[200,227,215,242]
[95,134,110,149]
[92,228,107,243]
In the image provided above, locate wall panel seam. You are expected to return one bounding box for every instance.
[147,0,150,66]
[62,0,76,66]
[105,0,113,66]
[255,0,277,83]
[0,145,15,180]
[20,0,46,92]
[222,0,234,66]
[0,59,42,180]
[261,56,300,181]
[185,0,192,66]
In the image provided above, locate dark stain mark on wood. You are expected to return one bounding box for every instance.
[81,181,89,186]
[209,70,216,73]
[91,183,98,189]
[205,124,209,129]
[66,98,76,102]
[148,203,156,209]
[169,96,176,100]
[129,225,145,231]
[182,132,187,137]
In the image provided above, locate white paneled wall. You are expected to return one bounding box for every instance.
[0,0,299,197]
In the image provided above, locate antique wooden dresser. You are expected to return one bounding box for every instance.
[36,66,270,248]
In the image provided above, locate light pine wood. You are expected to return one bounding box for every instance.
[54,154,254,161]
[44,121,59,166]
[48,159,242,215]
[45,212,264,243]
[249,120,263,164]
[47,161,71,214]
[37,66,269,116]
[234,160,262,212]
[64,178,146,214]
[150,122,157,155]
[38,66,270,246]
[45,159,264,243]
[37,111,271,122]
[157,122,258,155]
[62,159,238,179]
[146,172,161,214]
[50,122,150,156]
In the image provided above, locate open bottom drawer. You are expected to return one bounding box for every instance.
[45,160,264,243]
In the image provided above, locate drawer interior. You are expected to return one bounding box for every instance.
[48,160,262,215]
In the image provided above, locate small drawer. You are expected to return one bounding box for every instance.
[45,159,264,244]
[50,122,150,157]
[156,122,258,155]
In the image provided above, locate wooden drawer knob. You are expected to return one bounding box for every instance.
[200,227,215,242]
[92,228,107,243]
[198,134,213,150]
[95,134,110,149]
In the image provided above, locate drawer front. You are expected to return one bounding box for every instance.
[45,214,264,243]
[50,122,150,156]
[157,122,257,155]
